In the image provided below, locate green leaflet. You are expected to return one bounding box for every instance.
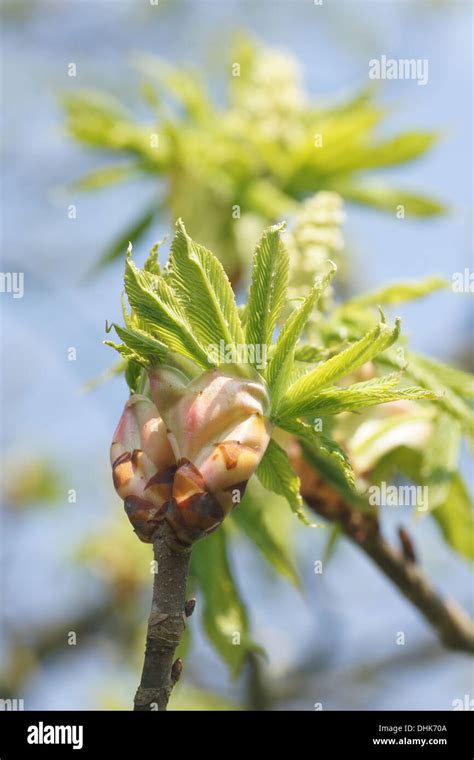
[380,350,474,434]
[408,352,474,400]
[431,474,474,562]
[71,163,137,192]
[339,275,447,310]
[276,319,401,420]
[278,417,355,489]
[279,377,436,418]
[191,528,256,676]
[166,219,245,349]
[232,482,300,588]
[143,239,163,276]
[367,437,473,562]
[266,263,337,407]
[345,131,438,170]
[337,182,445,217]
[103,341,148,369]
[256,439,312,526]
[124,360,142,395]
[420,413,462,513]
[132,53,213,121]
[111,323,168,364]
[300,435,372,511]
[245,224,289,356]
[294,345,328,363]
[124,254,212,368]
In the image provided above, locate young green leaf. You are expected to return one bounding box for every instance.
[124,255,212,368]
[245,223,289,356]
[71,163,137,192]
[232,485,300,588]
[337,182,445,217]
[278,417,355,488]
[431,474,474,562]
[110,323,168,364]
[279,376,437,418]
[166,219,245,349]
[266,263,337,407]
[191,528,256,676]
[380,350,474,433]
[408,352,474,400]
[276,318,401,420]
[339,275,447,310]
[143,239,163,276]
[256,439,312,526]
[421,413,462,512]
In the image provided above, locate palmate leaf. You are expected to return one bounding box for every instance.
[245,223,289,357]
[275,317,401,420]
[266,263,337,407]
[124,254,213,368]
[191,527,257,676]
[256,439,312,526]
[166,219,244,349]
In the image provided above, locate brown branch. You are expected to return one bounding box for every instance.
[134,522,192,711]
[290,443,474,655]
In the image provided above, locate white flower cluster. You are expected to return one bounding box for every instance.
[286,191,345,297]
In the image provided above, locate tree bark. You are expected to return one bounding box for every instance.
[290,442,474,655]
[134,522,192,711]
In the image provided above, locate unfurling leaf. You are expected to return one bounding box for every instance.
[276,319,401,420]
[166,219,245,349]
[257,439,312,525]
[246,223,289,354]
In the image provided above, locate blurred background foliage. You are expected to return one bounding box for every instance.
[61,35,443,281]
[1,0,472,711]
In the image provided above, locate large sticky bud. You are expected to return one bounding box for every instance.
[149,367,272,544]
[110,395,176,543]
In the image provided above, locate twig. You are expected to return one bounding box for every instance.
[291,444,474,655]
[134,522,192,711]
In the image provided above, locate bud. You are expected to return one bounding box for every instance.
[110,395,176,542]
[149,367,272,544]
[111,368,272,545]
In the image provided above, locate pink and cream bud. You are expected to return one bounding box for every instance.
[110,395,175,543]
[149,367,272,544]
